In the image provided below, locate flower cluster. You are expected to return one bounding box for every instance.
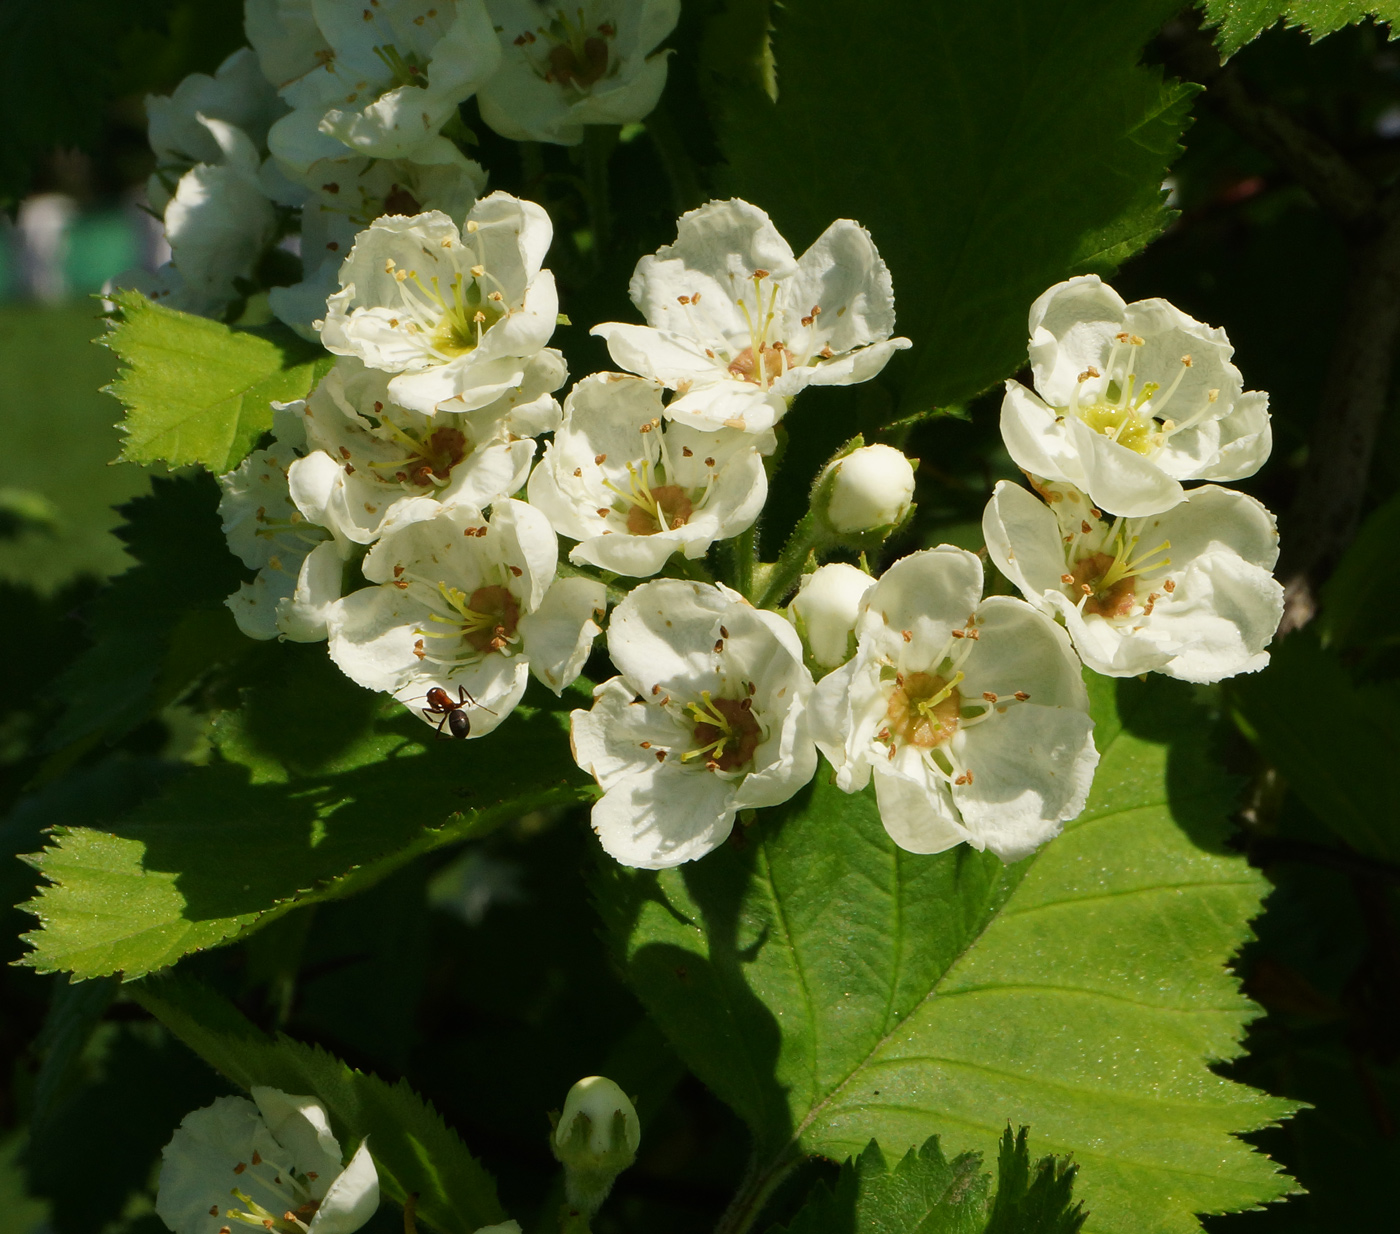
[140,8,1281,884]
[117,0,684,332]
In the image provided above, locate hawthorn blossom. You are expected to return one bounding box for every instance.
[592,199,911,434]
[145,48,284,213]
[326,500,604,736]
[252,0,502,172]
[158,116,278,318]
[809,547,1098,862]
[286,353,564,543]
[824,443,916,533]
[156,1087,378,1234]
[270,152,486,336]
[320,196,558,414]
[789,562,875,671]
[219,406,350,642]
[571,579,817,868]
[478,0,680,145]
[1000,275,1272,518]
[983,479,1284,682]
[526,373,769,576]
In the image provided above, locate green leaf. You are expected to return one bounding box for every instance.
[1230,630,1400,862]
[985,1128,1086,1234]
[40,473,250,757]
[105,290,333,474]
[772,1136,988,1234]
[707,0,1195,415]
[598,675,1298,1234]
[1317,488,1400,652]
[20,646,594,981]
[130,972,507,1234]
[1203,0,1400,60]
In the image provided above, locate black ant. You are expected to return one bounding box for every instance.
[421,686,490,739]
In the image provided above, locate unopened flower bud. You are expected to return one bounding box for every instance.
[790,563,875,669]
[825,444,916,533]
[550,1076,640,1216]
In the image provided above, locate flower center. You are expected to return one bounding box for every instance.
[1065,333,1203,455]
[728,343,795,389]
[547,36,609,87]
[1064,528,1171,619]
[372,42,430,89]
[365,422,472,489]
[417,582,521,658]
[885,671,962,749]
[222,1148,322,1234]
[681,690,762,772]
[382,183,422,217]
[625,484,693,535]
[517,9,616,91]
[383,257,510,361]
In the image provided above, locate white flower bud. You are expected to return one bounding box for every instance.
[551,1076,640,1215]
[826,444,916,533]
[791,563,875,669]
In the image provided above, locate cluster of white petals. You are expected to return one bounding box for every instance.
[156,1087,378,1234]
[527,372,771,577]
[1000,275,1272,518]
[594,199,911,434]
[321,196,559,413]
[479,0,681,144]
[571,580,816,868]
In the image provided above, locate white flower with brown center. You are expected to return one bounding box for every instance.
[251,0,501,171]
[592,198,910,434]
[983,478,1284,682]
[478,0,680,145]
[219,407,351,642]
[809,546,1098,862]
[326,500,604,736]
[571,579,817,868]
[320,195,558,414]
[286,354,565,544]
[1000,274,1272,518]
[270,151,486,337]
[526,372,770,577]
[155,1087,378,1234]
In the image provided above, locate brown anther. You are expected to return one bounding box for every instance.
[1081,583,1093,595]
[594,453,607,464]
[1090,507,1102,518]
[820,345,834,358]
[704,457,716,467]
[473,310,486,323]
[951,628,965,639]
[1115,331,1130,342]
[234,1163,247,1175]
[509,565,523,577]
[573,467,583,477]
[1143,593,1159,616]
[639,421,653,433]
[1014,691,1029,701]
[1077,365,1100,381]
[692,292,702,302]
[705,348,715,359]
[753,268,770,278]
[983,691,998,703]
[655,749,666,762]
[1163,578,1176,592]
[682,446,693,457]
[954,772,970,785]
[1081,520,1092,534]
[470,264,485,277]
[747,681,756,695]
[901,629,912,642]
[413,638,425,659]
[1130,334,1145,346]
[338,444,352,460]
[210,1207,219,1217]
[887,743,897,761]
[677,295,690,305]
[640,741,651,748]
[1181,354,1193,367]
[373,400,384,412]
[476,526,488,537]
[720,625,729,639]
[714,638,725,653]
[1060,572,1074,585]
[740,697,752,711]
[659,695,670,706]
[651,684,661,695]
[326,240,339,251]
[597,507,610,518]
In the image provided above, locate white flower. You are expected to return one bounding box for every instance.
[825,443,916,533]
[592,199,911,434]
[156,1087,378,1234]
[809,547,1098,863]
[271,151,487,337]
[983,478,1284,683]
[571,579,817,868]
[326,500,604,735]
[286,353,564,543]
[146,49,285,212]
[1000,274,1272,518]
[162,116,279,318]
[255,0,501,171]
[789,562,875,670]
[219,406,350,642]
[321,196,558,414]
[478,0,680,145]
[526,373,769,577]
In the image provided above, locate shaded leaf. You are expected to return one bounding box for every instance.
[1317,488,1400,652]
[708,0,1195,416]
[599,676,1297,1233]
[985,1127,1086,1234]
[131,972,506,1234]
[105,291,332,473]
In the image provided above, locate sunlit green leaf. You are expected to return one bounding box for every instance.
[1204,0,1400,59]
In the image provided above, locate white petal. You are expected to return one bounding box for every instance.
[276,539,348,642]
[1027,274,1128,407]
[590,763,739,869]
[606,579,735,694]
[957,596,1088,710]
[1154,552,1284,683]
[1064,415,1184,518]
[519,576,606,694]
[1194,389,1273,481]
[571,677,692,793]
[981,480,1065,602]
[856,546,983,661]
[873,766,970,854]
[307,1139,379,1234]
[998,381,1090,492]
[786,218,896,354]
[156,1097,282,1234]
[251,1087,344,1188]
